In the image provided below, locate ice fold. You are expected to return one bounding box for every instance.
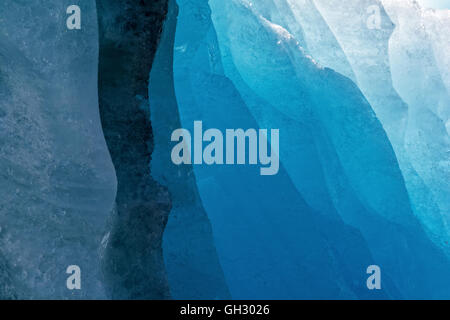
[209,0,450,298]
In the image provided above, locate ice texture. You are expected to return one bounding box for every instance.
[382,0,450,234]
[312,0,450,251]
[151,0,399,299]
[208,0,450,298]
[96,0,172,299]
[255,0,357,83]
[0,0,449,300]
[0,1,116,298]
[149,0,230,299]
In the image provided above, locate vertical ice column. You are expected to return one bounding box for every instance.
[149,0,231,299]
[382,0,450,239]
[96,0,172,299]
[0,1,116,298]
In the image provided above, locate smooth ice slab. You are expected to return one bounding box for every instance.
[0,1,116,298]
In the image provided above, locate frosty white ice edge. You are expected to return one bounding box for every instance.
[171,121,280,176]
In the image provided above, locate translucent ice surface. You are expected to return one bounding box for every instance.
[0,1,116,298]
[0,0,449,300]
[312,0,449,250]
[208,0,450,298]
[382,0,450,239]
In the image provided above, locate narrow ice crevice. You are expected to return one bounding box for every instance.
[96,0,172,299]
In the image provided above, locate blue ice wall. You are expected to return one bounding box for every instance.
[0,0,116,299]
[170,0,391,299]
[207,0,450,299]
[1,0,447,300]
[147,0,450,299]
[149,0,230,299]
[315,0,450,251]
[149,0,396,299]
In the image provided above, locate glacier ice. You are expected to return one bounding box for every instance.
[212,0,410,225]
[154,0,401,299]
[258,0,357,83]
[96,0,173,299]
[312,0,450,250]
[382,0,450,232]
[0,0,449,300]
[0,0,116,298]
[312,0,408,144]
[149,0,230,299]
[209,0,450,298]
